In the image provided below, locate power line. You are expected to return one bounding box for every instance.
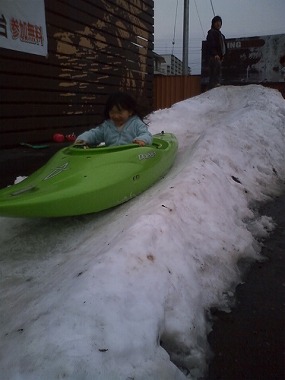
[193,0,206,38]
[210,0,215,16]
[172,0,179,55]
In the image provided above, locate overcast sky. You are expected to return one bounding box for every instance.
[154,0,285,74]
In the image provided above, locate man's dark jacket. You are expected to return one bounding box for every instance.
[206,28,227,59]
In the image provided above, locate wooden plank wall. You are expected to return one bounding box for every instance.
[0,0,154,147]
[153,77,284,111]
[153,75,201,110]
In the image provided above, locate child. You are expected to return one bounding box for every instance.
[75,92,152,147]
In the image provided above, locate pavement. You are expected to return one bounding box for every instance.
[0,142,70,188]
[206,193,285,380]
[0,144,284,379]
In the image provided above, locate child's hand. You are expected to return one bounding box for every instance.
[74,139,87,146]
[133,139,146,146]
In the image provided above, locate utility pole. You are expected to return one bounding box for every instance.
[182,0,189,75]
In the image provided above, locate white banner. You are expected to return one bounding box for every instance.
[0,0,48,56]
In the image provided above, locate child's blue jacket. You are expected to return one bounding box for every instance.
[77,116,152,146]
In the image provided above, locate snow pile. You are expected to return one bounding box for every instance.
[0,85,284,379]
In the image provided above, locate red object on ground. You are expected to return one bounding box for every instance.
[53,133,65,143]
[65,133,77,142]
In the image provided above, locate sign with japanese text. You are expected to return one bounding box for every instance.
[0,0,48,56]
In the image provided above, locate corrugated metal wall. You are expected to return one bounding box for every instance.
[0,0,154,147]
[153,75,201,110]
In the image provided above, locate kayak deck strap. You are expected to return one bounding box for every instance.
[10,185,37,196]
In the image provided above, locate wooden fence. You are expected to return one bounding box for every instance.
[0,0,154,147]
[153,75,201,110]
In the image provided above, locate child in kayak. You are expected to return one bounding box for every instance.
[75,92,152,147]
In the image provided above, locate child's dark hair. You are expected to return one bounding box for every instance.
[104,92,143,120]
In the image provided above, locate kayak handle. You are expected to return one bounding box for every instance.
[10,185,37,196]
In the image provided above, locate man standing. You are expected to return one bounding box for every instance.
[206,15,227,89]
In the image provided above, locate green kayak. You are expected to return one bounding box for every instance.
[0,132,178,218]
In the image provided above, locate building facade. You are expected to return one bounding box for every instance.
[0,0,154,147]
[155,54,191,75]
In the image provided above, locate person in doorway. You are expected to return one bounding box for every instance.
[279,55,285,98]
[280,55,285,80]
[75,92,152,147]
[206,15,227,89]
